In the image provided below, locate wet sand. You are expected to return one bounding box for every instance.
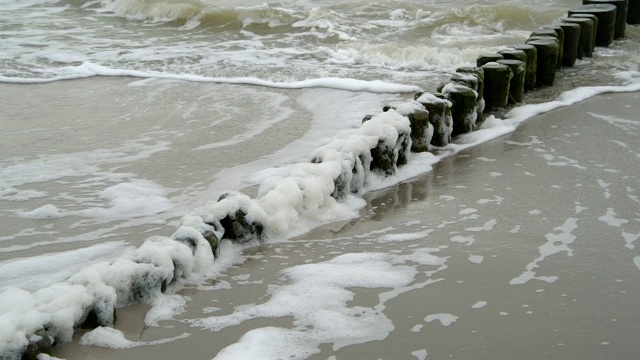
[53,91,640,359]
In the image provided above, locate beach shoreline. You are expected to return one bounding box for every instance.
[49,90,640,359]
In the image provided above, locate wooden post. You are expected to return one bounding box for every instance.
[526,38,559,87]
[498,49,527,63]
[513,44,537,92]
[543,25,566,69]
[476,54,504,67]
[568,4,617,46]
[415,92,453,147]
[570,13,598,53]
[441,84,478,136]
[583,0,628,38]
[530,29,563,69]
[481,62,513,111]
[628,0,640,24]
[558,22,581,66]
[562,17,595,56]
[497,60,526,104]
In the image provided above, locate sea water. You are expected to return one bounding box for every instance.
[1,0,639,358]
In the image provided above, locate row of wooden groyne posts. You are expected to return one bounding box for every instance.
[211,0,639,243]
[12,1,639,360]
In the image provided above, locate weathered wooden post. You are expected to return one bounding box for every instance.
[583,0,627,38]
[512,44,537,91]
[543,25,566,68]
[496,59,526,104]
[449,72,483,126]
[456,67,485,101]
[481,62,512,111]
[456,66,485,126]
[498,49,527,63]
[476,53,504,67]
[570,13,599,53]
[526,38,559,87]
[629,0,640,23]
[532,28,564,69]
[395,103,432,153]
[441,84,478,136]
[415,92,453,147]
[558,22,581,66]
[568,4,617,46]
[562,17,595,57]
[497,49,528,100]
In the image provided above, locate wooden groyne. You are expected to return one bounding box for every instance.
[11,1,639,359]
[200,0,638,247]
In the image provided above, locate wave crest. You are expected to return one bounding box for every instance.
[100,0,202,22]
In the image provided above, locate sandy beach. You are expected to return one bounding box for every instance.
[2,0,640,358]
[48,91,640,360]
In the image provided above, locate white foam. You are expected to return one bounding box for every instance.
[189,249,447,359]
[622,231,640,250]
[510,218,578,285]
[424,313,458,326]
[465,219,497,232]
[144,294,188,327]
[0,188,47,201]
[21,204,62,219]
[411,349,428,360]
[1,62,421,93]
[468,255,484,264]
[598,208,629,228]
[79,327,190,349]
[0,242,130,292]
[36,354,65,360]
[597,179,612,199]
[185,109,413,242]
[377,230,432,243]
[476,196,504,205]
[0,228,215,355]
[471,301,487,309]
[634,256,640,270]
[504,82,640,127]
[450,235,475,246]
[575,205,588,214]
[458,208,477,216]
[17,180,173,220]
[541,153,586,169]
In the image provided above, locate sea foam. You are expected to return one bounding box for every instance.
[2,73,640,359]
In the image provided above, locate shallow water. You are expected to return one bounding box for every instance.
[51,92,640,359]
[2,0,640,357]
